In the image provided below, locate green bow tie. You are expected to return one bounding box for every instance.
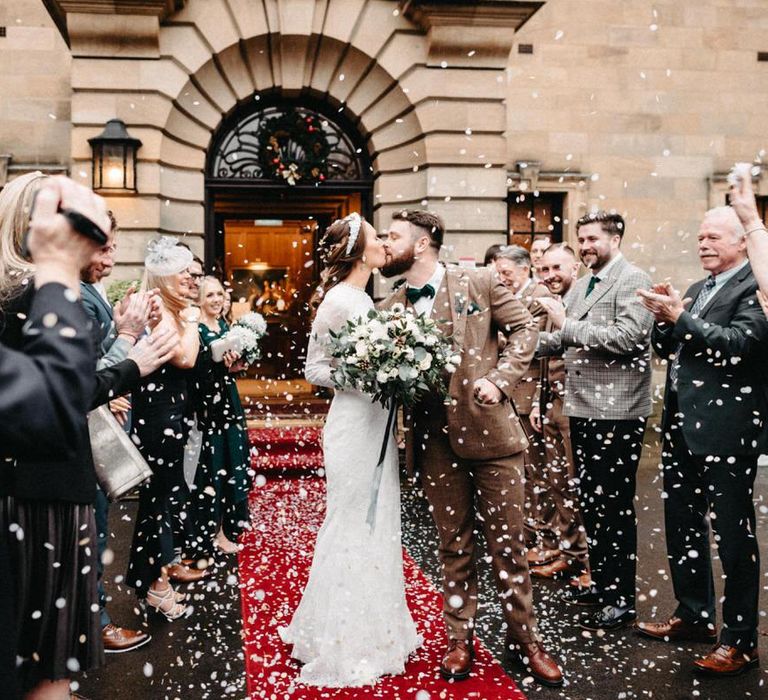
[405,283,436,304]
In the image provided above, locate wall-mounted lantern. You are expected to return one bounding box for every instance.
[88,119,142,193]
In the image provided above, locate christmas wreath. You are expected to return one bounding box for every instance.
[257,111,330,185]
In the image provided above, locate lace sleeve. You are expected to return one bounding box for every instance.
[304,296,347,388]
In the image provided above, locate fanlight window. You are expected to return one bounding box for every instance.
[210,105,368,184]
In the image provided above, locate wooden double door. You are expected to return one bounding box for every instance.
[209,190,364,381]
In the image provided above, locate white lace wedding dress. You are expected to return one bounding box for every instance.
[278,282,422,687]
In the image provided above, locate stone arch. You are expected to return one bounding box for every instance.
[154,27,428,238]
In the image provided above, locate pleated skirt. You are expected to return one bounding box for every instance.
[0,496,103,690]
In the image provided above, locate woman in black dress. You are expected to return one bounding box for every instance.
[188,276,252,558]
[0,174,116,698]
[126,237,201,619]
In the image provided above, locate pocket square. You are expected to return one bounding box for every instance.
[466,302,483,315]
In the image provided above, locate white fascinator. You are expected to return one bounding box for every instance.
[144,236,194,276]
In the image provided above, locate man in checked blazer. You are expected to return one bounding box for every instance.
[635,207,768,677]
[537,211,653,632]
[380,210,564,688]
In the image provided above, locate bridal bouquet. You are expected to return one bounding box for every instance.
[328,303,460,529]
[328,303,461,406]
[211,312,267,365]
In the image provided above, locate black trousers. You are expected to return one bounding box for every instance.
[662,394,760,650]
[570,416,646,609]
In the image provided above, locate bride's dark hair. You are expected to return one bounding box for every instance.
[309,215,367,313]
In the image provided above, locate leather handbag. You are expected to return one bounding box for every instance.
[88,404,152,501]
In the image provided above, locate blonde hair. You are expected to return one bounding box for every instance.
[0,172,48,307]
[142,268,189,329]
[199,275,224,305]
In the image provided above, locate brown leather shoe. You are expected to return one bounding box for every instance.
[529,558,579,579]
[102,623,151,653]
[636,616,717,643]
[693,644,759,676]
[439,639,474,681]
[506,639,564,687]
[167,562,210,583]
[526,547,560,566]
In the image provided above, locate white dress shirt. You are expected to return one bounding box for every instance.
[409,262,446,317]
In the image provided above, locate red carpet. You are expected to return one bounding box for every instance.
[249,425,324,474]
[239,478,527,699]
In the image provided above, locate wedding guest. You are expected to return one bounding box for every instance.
[187,254,204,302]
[127,237,205,620]
[728,169,768,308]
[0,175,104,700]
[527,245,591,585]
[80,214,153,654]
[537,211,653,631]
[530,235,552,272]
[0,175,179,699]
[636,206,768,676]
[489,246,559,566]
[483,243,503,267]
[188,276,251,558]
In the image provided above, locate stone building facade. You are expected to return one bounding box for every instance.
[1,0,766,294]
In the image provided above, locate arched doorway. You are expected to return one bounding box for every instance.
[205,92,373,407]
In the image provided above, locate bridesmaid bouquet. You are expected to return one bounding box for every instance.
[210,312,267,365]
[328,303,461,407]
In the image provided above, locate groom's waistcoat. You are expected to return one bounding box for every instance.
[380,265,537,468]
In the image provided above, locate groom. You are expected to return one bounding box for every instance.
[380,210,564,688]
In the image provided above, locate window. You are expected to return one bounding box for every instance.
[507,191,565,248]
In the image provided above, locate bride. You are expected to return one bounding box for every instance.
[279,213,422,687]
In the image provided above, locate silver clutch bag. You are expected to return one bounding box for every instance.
[88,404,152,501]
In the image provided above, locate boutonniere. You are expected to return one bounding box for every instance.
[454,293,466,316]
[466,302,483,315]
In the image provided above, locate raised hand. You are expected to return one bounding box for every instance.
[126,325,179,377]
[114,289,151,341]
[535,296,566,329]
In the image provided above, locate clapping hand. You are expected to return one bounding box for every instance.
[114,288,151,341]
[636,283,691,324]
[535,297,567,329]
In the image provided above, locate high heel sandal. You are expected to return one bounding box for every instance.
[145,585,188,621]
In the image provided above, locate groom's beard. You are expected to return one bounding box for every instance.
[380,246,416,278]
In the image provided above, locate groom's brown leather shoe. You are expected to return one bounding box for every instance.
[529,558,579,579]
[635,616,717,643]
[693,644,759,676]
[506,639,564,687]
[439,639,474,681]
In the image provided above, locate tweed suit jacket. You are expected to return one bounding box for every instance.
[538,255,653,420]
[381,264,537,465]
[653,262,768,456]
[510,280,553,415]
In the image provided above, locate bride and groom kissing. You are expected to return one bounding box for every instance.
[278,209,564,688]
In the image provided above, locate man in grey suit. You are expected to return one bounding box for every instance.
[537,211,653,631]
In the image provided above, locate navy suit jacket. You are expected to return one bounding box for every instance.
[653,262,768,456]
[80,281,116,355]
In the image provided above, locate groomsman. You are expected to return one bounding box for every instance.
[636,207,768,677]
[487,246,559,564]
[80,218,153,654]
[528,244,590,584]
[537,211,653,631]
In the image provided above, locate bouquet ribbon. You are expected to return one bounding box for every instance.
[365,399,399,531]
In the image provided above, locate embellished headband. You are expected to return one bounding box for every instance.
[342,212,362,256]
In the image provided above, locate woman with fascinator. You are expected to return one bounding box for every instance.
[278,214,422,687]
[126,236,204,619]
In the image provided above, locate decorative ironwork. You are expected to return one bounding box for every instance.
[210,105,367,183]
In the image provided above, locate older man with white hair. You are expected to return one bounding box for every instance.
[636,206,768,677]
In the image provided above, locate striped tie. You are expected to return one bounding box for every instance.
[669,276,716,390]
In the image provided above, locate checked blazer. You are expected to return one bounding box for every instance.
[538,255,654,420]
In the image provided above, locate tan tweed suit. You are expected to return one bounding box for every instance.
[382,265,540,643]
